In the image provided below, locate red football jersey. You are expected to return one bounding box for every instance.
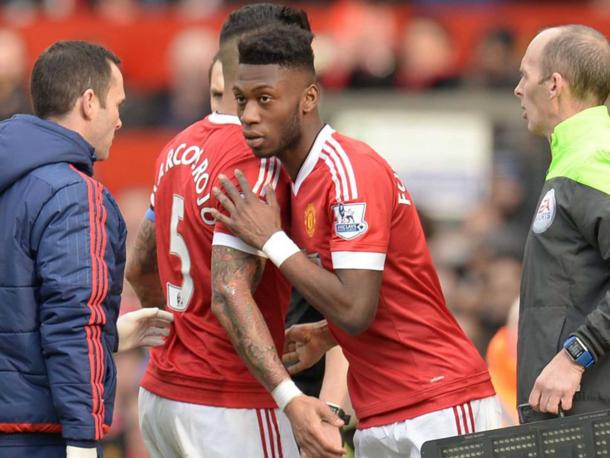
[290,125,495,428]
[141,113,291,408]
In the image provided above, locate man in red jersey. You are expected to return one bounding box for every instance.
[127,5,344,458]
[212,24,502,458]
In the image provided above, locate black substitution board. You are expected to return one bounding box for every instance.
[421,409,610,458]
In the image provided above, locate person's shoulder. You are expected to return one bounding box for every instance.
[208,125,256,167]
[154,116,246,171]
[28,162,87,192]
[183,115,247,155]
[164,117,213,148]
[327,130,393,178]
[32,164,121,211]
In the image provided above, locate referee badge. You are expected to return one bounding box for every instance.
[532,188,556,234]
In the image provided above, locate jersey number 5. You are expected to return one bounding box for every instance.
[167,194,194,311]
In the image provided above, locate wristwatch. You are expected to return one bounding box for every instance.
[326,402,351,426]
[563,335,595,369]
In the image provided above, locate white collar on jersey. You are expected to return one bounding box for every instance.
[292,124,335,195]
[208,112,241,125]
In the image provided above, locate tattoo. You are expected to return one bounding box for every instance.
[211,246,286,391]
[127,218,164,308]
[133,219,158,274]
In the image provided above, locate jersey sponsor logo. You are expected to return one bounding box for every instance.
[333,202,368,240]
[532,188,556,234]
[304,203,316,238]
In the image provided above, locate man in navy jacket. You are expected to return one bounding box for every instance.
[0,41,159,458]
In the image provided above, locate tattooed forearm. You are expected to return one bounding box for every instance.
[126,218,165,308]
[211,246,288,392]
[132,218,158,274]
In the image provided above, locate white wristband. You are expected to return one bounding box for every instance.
[271,379,303,411]
[262,231,300,268]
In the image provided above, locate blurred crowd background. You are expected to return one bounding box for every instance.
[2,0,609,455]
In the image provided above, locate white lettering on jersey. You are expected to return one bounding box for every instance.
[181,145,202,166]
[154,143,214,225]
[169,143,186,167]
[394,172,411,206]
[333,202,368,240]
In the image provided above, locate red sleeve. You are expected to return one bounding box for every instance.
[327,152,394,271]
[212,154,282,255]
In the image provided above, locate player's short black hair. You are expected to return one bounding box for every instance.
[219,3,311,45]
[238,24,315,72]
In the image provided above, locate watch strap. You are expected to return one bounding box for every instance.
[563,335,595,368]
[326,402,351,426]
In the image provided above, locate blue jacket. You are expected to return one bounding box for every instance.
[0,115,126,448]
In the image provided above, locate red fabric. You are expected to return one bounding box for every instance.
[256,410,270,458]
[141,114,291,408]
[70,166,108,440]
[0,423,110,434]
[290,126,495,428]
[270,409,283,458]
[453,406,462,435]
[459,404,468,433]
[467,401,476,433]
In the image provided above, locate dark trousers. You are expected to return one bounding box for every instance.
[0,434,103,458]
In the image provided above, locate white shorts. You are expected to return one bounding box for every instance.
[138,387,299,458]
[354,395,502,458]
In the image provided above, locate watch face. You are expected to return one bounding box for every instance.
[567,340,584,359]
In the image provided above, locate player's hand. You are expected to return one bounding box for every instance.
[116,307,174,353]
[210,169,282,249]
[283,322,333,375]
[284,395,345,458]
[299,420,344,458]
[528,349,584,414]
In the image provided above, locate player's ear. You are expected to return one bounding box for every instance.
[302,83,320,114]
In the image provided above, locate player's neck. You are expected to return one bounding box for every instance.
[281,116,324,181]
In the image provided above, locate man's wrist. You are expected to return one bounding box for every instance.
[563,335,595,369]
[314,320,336,351]
[272,379,304,411]
[262,231,300,268]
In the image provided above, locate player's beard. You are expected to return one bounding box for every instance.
[271,103,302,158]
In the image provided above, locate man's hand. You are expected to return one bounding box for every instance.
[284,395,345,458]
[528,349,585,414]
[210,170,282,250]
[300,421,344,458]
[283,322,335,375]
[116,307,174,353]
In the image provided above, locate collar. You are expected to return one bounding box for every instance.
[292,124,335,195]
[208,112,241,125]
[550,105,609,163]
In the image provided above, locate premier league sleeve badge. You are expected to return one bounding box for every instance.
[333,202,368,240]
